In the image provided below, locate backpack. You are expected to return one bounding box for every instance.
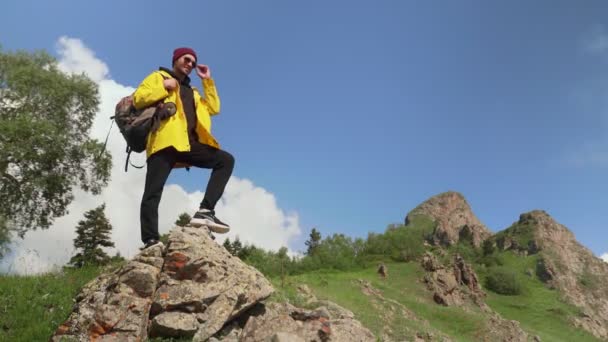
[111,73,177,171]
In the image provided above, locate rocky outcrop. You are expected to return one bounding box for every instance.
[497,210,608,339]
[420,252,529,341]
[52,225,374,341]
[51,244,165,341]
[226,302,375,342]
[420,252,485,307]
[405,191,491,247]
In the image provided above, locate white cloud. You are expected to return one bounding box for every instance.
[0,37,301,274]
[601,253,608,263]
[56,36,109,83]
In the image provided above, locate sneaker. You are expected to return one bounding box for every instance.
[190,209,230,234]
[140,239,163,250]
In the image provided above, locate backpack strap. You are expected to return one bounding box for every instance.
[124,145,145,172]
[122,70,172,172]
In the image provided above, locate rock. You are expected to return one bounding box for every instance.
[296,284,317,304]
[237,302,375,342]
[405,191,491,247]
[499,210,608,339]
[150,311,198,338]
[453,254,483,294]
[157,226,274,340]
[421,253,484,307]
[52,226,274,341]
[53,225,375,341]
[270,332,306,342]
[315,300,355,320]
[51,244,164,341]
[377,263,388,279]
[484,313,529,342]
[421,252,442,272]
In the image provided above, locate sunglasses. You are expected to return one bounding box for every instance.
[183,56,196,66]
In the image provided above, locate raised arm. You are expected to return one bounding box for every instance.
[196,64,221,115]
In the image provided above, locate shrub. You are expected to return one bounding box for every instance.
[485,267,524,295]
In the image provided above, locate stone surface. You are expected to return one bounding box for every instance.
[497,210,608,339]
[236,302,375,342]
[51,244,164,341]
[405,191,491,247]
[52,225,375,341]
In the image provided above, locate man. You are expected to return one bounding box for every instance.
[133,47,235,249]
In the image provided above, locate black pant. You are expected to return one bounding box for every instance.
[140,142,235,243]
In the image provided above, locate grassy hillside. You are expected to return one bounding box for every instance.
[0,266,103,342]
[0,252,600,341]
[270,258,600,342]
[476,251,595,342]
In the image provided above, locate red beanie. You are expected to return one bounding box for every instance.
[172,47,197,65]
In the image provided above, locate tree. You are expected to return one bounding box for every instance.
[69,204,115,268]
[159,233,170,245]
[305,227,322,256]
[175,212,192,227]
[232,236,243,257]
[0,48,112,238]
[0,215,10,258]
[223,237,233,254]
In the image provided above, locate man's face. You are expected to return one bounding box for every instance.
[174,53,196,75]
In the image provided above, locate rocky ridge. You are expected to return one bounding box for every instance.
[52,225,374,341]
[405,191,492,247]
[494,210,608,340]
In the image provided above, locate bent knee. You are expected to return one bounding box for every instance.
[223,151,235,168]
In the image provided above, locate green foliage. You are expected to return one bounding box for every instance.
[0,47,112,238]
[484,267,524,295]
[0,215,10,258]
[69,204,115,268]
[478,253,504,267]
[239,215,436,278]
[270,263,487,342]
[159,233,170,245]
[363,216,435,263]
[1,251,601,342]
[477,251,599,341]
[174,212,191,227]
[482,239,495,256]
[223,236,245,257]
[305,227,321,256]
[240,244,294,277]
[0,266,103,341]
[494,222,536,252]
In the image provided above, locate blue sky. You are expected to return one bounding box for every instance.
[2,0,608,258]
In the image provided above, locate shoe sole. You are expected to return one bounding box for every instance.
[140,242,163,250]
[190,218,230,234]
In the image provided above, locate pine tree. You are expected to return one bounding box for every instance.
[232,236,243,257]
[175,212,192,227]
[69,204,115,268]
[223,237,233,254]
[305,227,322,256]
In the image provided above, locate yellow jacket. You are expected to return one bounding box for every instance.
[132,69,221,157]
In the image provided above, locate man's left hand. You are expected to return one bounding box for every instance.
[196,64,211,79]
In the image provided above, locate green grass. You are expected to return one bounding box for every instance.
[476,251,600,342]
[494,222,535,251]
[271,263,487,342]
[0,266,109,342]
[272,257,601,342]
[0,250,601,342]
